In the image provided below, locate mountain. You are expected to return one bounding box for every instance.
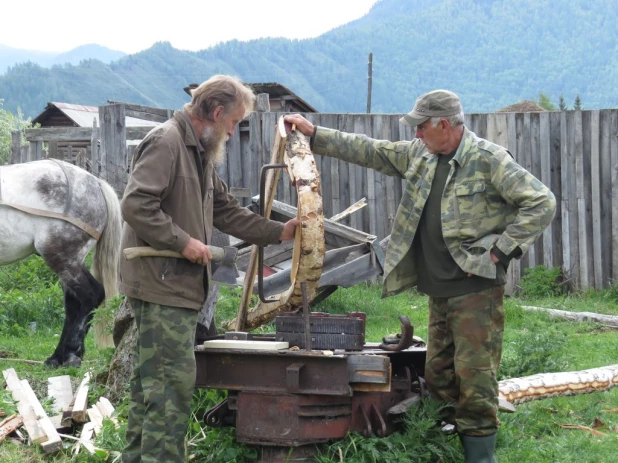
[1,0,618,118]
[0,43,125,74]
[50,44,125,67]
[0,45,57,74]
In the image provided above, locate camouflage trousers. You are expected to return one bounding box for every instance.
[424,285,505,437]
[122,298,198,463]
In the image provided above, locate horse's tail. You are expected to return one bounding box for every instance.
[91,180,122,300]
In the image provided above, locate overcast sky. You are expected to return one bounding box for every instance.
[1,0,379,54]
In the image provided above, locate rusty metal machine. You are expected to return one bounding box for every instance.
[195,302,427,458]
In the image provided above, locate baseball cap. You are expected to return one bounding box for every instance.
[400,89,462,127]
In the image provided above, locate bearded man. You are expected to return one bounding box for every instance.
[119,75,299,463]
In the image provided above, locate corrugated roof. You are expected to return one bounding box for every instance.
[35,102,160,127]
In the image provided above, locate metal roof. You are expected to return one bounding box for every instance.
[33,102,160,127]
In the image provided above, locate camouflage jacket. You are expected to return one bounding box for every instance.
[313,126,556,298]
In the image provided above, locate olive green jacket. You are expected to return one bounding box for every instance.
[119,111,283,309]
[313,126,556,297]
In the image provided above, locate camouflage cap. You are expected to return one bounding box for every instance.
[400,89,462,127]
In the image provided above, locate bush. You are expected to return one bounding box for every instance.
[0,256,64,333]
[499,328,570,380]
[518,265,566,298]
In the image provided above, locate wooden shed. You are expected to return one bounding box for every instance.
[31,102,159,163]
[183,82,318,113]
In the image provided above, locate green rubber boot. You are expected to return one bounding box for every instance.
[459,434,498,463]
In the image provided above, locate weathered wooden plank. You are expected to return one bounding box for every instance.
[20,379,63,452]
[99,104,128,194]
[72,372,91,423]
[48,376,73,414]
[372,114,390,240]
[524,112,536,268]
[319,114,338,219]
[560,112,571,282]
[612,110,618,281]
[0,415,23,443]
[10,131,21,164]
[390,115,404,206]
[506,112,519,293]
[590,110,603,289]
[599,110,613,286]
[247,113,262,204]
[227,125,243,191]
[336,114,351,226]
[574,110,588,289]
[549,112,563,271]
[539,112,553,267]
[353,115,370,233]
[106,100,171,119]
[486,113,509,148]
[3,368,46,444]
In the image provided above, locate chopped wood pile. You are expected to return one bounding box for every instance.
[1,368,118,456]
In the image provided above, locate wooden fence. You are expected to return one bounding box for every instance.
[10,105,618,292]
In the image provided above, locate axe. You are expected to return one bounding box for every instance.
[122,245,240,287]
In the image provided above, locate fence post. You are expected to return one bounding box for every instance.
[256,93,270,113]
[10,131,21,164]
[99,104,127,194]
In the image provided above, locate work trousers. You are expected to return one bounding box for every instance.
[122,298,198,463]
[424,285,505,437]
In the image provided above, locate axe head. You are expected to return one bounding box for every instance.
[210,246,241,287]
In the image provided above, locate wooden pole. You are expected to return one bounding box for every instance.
[367,52,373,114]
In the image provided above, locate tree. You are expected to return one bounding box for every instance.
[538,93,556,110]
[573,95,583,110]
[0,100,33,164]
[559,95,568,110]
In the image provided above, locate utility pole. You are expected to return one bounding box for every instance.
[366,52,373,114]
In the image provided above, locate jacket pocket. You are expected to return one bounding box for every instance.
[159,258,176,281]
[454,181,489,222]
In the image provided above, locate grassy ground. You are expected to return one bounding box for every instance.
[2,280,618,462]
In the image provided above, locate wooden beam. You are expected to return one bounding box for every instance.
[0,415,23,443]
[72,372,91,423]
[3,368,46,444]
[19,379,63,453]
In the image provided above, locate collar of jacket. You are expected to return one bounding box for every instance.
[418,126,475,167]
[450,126,477,168]
[173,110,205,154]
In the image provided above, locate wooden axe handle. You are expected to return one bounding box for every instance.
[123,245,225,262]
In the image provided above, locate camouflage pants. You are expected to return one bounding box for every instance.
[122,298,198,463]
[424,285,505,437]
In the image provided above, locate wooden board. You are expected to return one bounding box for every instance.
[48,375,73,413]
[202,340,289,350]
[3,368,47,444]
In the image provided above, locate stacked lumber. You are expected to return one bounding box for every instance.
[1,368,117,455]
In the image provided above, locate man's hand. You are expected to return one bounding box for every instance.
[284,114,315,137]
[181,237,212,265]
[490,251,500,264]
[280,218,301,241]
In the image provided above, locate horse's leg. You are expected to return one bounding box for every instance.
[45,265,105,367]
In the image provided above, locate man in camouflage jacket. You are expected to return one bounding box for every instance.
[285,90,556,462]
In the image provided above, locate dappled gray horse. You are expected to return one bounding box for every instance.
[0,159,121,367]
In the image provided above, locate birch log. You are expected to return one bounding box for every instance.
[226,120,325,330]
[498,364,618,404]
[520,305,618,328]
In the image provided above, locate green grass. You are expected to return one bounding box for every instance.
[2,281,618,462]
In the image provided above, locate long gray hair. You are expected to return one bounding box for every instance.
[184,75,255,121]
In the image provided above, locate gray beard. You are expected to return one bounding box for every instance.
[200,126,228,167]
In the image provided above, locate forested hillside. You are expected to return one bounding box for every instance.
[1,0,617,118]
